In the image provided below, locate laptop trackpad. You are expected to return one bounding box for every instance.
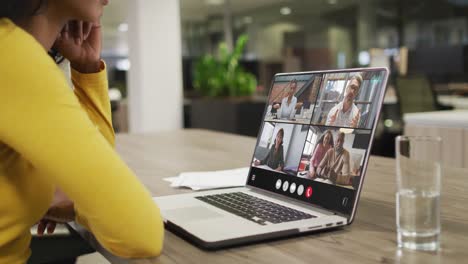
[165,206,224,222]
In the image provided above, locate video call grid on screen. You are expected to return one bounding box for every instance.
[252,70,386,192]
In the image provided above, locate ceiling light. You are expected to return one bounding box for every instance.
[118,23,128,32]
[280,7,292,16]
[358,51,370,66]
[205,0,225,5]
[328,0,338,4]
[116,59,131,71]
[108,88,122,101]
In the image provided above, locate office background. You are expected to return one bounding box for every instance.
[101,0,468,158]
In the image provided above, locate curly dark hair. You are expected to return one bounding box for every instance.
[1,0,64,63]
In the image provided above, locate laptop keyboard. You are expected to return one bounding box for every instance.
[195,192,315,226]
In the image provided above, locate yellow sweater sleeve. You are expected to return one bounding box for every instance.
[71,63,115,146]
[0,20,164,258]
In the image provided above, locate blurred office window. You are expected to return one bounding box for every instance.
[178,0,468,157]
[180,0,468,92]
[99,0,468,154]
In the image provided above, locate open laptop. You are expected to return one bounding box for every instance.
[154,68,389,249]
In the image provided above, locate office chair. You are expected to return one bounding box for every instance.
[371,75,453,158]
[395,75,453,114]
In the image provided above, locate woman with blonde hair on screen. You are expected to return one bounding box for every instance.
[307,130,334,179]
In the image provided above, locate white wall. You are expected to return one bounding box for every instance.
[128,0,183,133]
[342,133,366,171]
[285,125,308,169]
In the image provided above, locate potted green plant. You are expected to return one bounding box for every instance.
[193,35,257,97]
[189,35,265,136]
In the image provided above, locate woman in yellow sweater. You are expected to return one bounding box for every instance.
[0,0,164,263]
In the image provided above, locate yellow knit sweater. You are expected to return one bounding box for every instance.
[0,18,163,263]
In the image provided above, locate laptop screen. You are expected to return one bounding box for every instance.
[247,68,388,216]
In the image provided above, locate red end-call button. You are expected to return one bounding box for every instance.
[305,186,313,198]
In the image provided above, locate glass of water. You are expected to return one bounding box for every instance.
[395,136,442,251]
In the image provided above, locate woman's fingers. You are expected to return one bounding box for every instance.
[46,221,57,234]
[69,20,83,45]
[37,220,47,236]
[44,201,76,223]
[75,21,83,45]
[61,23,70,41]
[37,220,58,235]
[57,20,91,45]
[83,22,93,40]
[85,22,102,51]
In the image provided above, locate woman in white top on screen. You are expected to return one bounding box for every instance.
[273,79,299,120]
[326,74,362,128]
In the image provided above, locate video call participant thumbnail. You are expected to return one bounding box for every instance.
[299,128,369,189]
[315,132,351,184]
[253,128,285,172]
[253,123,309,176]
[307,129,334,179]
[326,74,363,128]
[273,79,302,120]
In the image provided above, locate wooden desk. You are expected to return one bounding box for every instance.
[77,129,468,263]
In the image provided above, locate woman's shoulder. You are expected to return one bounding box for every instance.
[316,144,328,154]
[0,18,14,33]
[0,19,65,92]
[0,19,57,73]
